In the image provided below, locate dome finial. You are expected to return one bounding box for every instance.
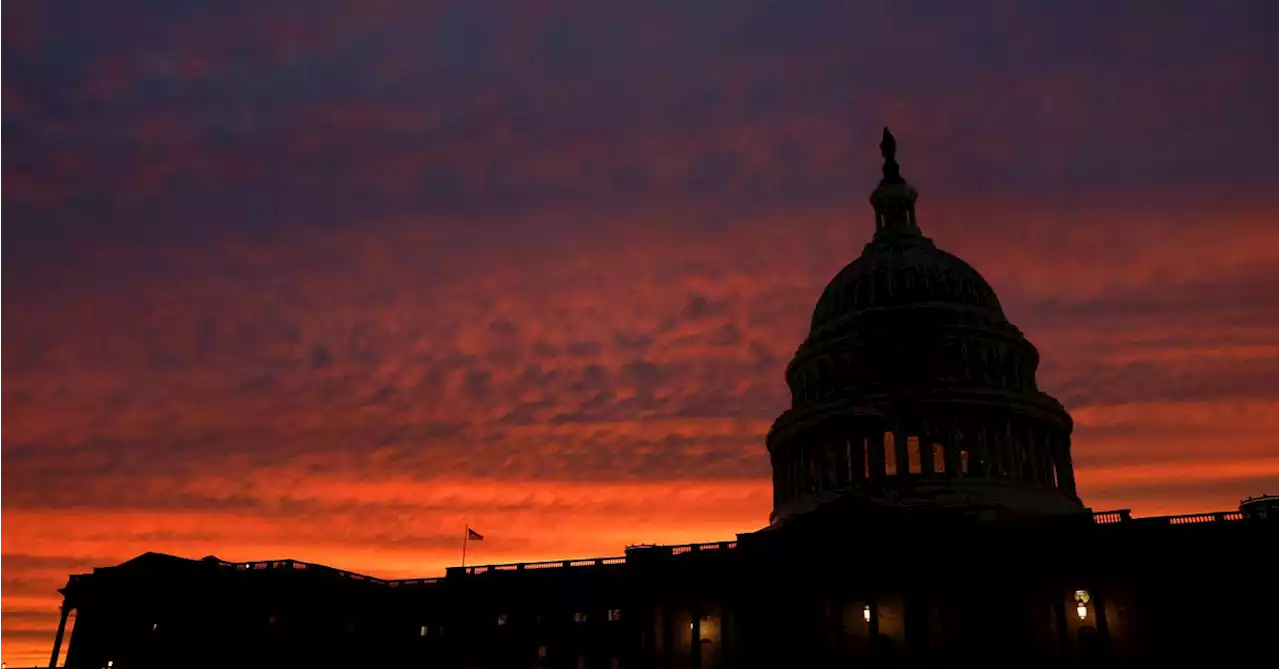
[869,126,921,239]
[879,126,903,185]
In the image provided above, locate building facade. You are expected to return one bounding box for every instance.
[47,131,1277,668]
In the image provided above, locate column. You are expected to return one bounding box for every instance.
[1052,588,1071,657]
[1092,587,1112,646]
[778,453,789,504]
[893,423,909,479]
[853,432,868,483]
[940,419,955,478]
[961,420,980,477]
[1036,428,1052,488]
[1056,432,1078,496]
[1004,419,1020,482]
[868,422,887,480]
[691,610,702,669]
[844,435,860,485]
[721,602,734,668]
[1043,439,1058,490]
[919,420,935,476]
[981,424,999,478]
[49,601,71,669]
[835,433,850,489]
[662,604,676,669]
[771,454,785,508]
[1022,423,1040,486]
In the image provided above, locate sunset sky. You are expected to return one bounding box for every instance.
[3,1,1277,663]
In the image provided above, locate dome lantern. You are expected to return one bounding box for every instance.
[870,127,922,239]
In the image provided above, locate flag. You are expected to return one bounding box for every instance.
[467,528,484,541]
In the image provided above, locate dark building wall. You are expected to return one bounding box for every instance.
[54,513,1275,669]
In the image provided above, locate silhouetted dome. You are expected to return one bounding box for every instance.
[765,128,1083,525]
[809,235,1005,339]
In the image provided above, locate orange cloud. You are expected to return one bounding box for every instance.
[4,2,1275,662]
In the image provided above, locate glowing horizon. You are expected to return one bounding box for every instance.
[4,2,1275,664]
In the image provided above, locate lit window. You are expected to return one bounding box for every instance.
[907,436,921,474]
[152,622,158,632]
[573,612,587,623]
[607,608,622,622]
[960,450,970,474]
[419,625,428,637]
[863,605,872,623]
[932,443,945,473]
[883,433,896,475]
[497,614,509,626]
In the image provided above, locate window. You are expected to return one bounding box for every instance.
[907,436,921,474]
[573,612,587,623]
[932,443,945,473]
[538,646,548,658]
[419,625,428,637]
[152,623,158,632]
[497,614,509,626]
[607,608,622,622]
[883,432,897,475]
[960,449,970,474]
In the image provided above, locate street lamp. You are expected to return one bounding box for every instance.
[1074,589,1091,620]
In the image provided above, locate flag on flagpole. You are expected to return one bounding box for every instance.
[467,528,484,541]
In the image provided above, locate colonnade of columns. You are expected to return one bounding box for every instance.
[772,411,1077,508]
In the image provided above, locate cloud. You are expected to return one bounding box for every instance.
[3,0,1275,663]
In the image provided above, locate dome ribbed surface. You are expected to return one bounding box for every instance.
[809,237,1005,339]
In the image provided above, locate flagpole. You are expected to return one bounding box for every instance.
[462,525,469,569]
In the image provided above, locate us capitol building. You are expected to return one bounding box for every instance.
[45,130,1275,668]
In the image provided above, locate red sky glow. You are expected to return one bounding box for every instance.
[3,1,1276,664]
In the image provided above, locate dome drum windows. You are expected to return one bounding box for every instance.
[771,408,1076,517]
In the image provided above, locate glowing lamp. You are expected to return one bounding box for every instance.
[863,605,872,623]
[1073,589,1091,620]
